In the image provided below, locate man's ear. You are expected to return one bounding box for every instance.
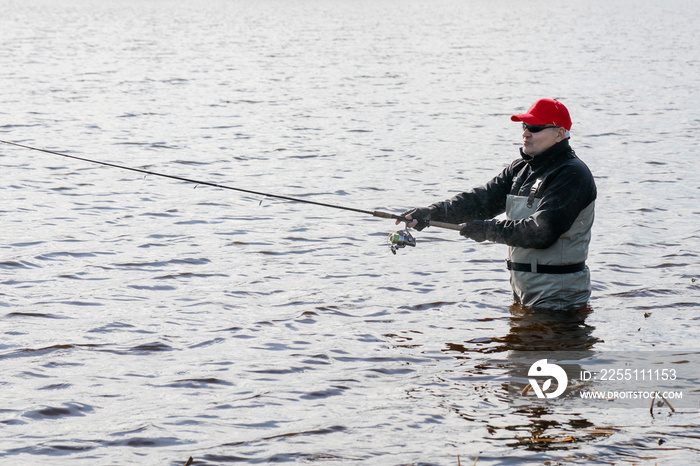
[556,127,567,142]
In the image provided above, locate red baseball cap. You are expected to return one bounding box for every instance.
[510,98,572,131]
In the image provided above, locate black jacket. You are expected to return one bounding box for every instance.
[431,139,597,249]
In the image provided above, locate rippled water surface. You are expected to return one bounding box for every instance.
[2,0,699,464]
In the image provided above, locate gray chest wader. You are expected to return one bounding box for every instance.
[506,185,594,310]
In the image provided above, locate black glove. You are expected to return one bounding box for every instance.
[460,220,489,242]
[399,206,435,231]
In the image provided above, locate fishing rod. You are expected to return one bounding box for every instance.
[1,139,461,253]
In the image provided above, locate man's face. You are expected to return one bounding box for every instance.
[521,124,565,156]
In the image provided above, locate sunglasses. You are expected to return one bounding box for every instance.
[522,123,560,133]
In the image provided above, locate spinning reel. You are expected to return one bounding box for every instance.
[387,228,416,255]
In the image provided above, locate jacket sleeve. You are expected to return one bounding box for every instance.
[430,162,518,224]
[485,161,597,249]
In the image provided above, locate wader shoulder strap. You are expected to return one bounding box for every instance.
[527,178,543,208]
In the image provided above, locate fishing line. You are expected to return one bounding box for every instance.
[2,139,461,252]
[2,139,380,214]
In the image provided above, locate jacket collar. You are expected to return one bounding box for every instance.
[520,139,571,169]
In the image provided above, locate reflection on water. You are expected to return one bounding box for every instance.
[503,307,599,454]
[444,305,602,452]
[443,307,608,457]
[447,304,601,355]
[503,304,601,353]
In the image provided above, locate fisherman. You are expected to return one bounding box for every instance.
[399,98,596,311]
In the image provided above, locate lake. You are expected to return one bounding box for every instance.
[1,0,699,464]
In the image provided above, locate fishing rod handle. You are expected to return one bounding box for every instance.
[429,220,463,231]
[372,210,403,220]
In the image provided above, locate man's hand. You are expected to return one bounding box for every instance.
[395,207,433,231]
[460,220,489,242]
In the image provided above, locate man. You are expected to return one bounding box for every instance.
[399,98,596,311]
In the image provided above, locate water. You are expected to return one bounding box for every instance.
[1,0,699,464]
